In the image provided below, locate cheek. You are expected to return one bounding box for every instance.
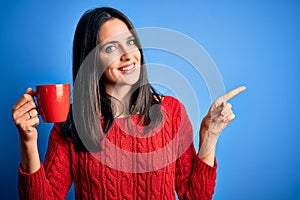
[99,50,121,68]
[100,55,119,78]
[100,55,112,70]
[135,50,141,64]
[103,65,118,79]
[102,69,116,84]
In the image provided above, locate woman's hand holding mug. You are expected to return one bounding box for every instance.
[12,84,70,173]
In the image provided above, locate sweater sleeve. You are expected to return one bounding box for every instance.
[174,100,217,200]
[18,123,73,200]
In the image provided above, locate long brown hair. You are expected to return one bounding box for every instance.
[61,7,163,151]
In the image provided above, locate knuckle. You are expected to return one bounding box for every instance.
[20,124,29,131]
[15,118,22,125]
[12,112,18,120]
[34,117,40,124]
[229,114,235,121]
[32,118,40,127]
[35,117,40,124]
[228,109,233,115]
[22,94,30,101]
[24,94,34,102]
[31,109,38,116]
[29,101,37,108]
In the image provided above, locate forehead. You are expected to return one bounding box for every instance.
[98,18,131,43]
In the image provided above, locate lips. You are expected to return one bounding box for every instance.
[118,63,136,74]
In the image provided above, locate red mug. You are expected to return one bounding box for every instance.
[30,84,70,123]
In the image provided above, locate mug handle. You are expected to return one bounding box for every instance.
[27,90,39,114]
[27,90,36,96]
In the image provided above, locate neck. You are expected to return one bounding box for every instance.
[105,84,132,118]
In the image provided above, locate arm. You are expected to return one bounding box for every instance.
[174,101,216,200]
[198,86,246,165]
[12,88,41,173]
[175,144,217,200]
[175,86,246,199]
[12,88,72,199]
[18,123,73,199]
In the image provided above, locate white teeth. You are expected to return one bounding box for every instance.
[120,64,134,71]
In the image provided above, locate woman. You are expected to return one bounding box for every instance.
[12,7,245,199]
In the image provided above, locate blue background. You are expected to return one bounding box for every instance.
[1,0,299,199]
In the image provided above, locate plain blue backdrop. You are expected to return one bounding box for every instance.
[1,0,299,199]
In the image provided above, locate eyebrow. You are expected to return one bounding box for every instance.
[100,35,135,47]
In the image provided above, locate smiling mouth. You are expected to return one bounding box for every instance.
[118,63,136,73]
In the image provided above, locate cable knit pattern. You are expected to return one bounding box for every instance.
[18,96,217,199]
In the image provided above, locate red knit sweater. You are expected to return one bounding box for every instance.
[18,96,217,200]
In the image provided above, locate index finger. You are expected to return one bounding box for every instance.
[12,88,35,111]
[223,86,246,101]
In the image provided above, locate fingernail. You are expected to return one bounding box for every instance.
[223,118,228,123]
[221,110,226,116]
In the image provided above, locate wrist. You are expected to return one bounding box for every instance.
[20,137,37,148]
[198,147,216,167]
[198,129,218,162]
[19,136,40,174]
[199,129,215,148]
[19,130,38,144]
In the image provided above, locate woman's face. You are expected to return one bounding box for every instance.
[98,18,141,90]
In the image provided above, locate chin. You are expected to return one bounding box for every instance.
[120,67,141,86]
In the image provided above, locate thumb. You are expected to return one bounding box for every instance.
[26,87,35,96]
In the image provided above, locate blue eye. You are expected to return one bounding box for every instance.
[105,45,116,53]
[128,39,136,46]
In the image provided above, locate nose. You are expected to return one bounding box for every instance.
[120,50,134,61]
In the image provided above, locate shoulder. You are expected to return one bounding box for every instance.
[160,96,193,138]
[161,95,184,109]
[49,123,72,147]
[160,95,188,117]
[161,95,179,105]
